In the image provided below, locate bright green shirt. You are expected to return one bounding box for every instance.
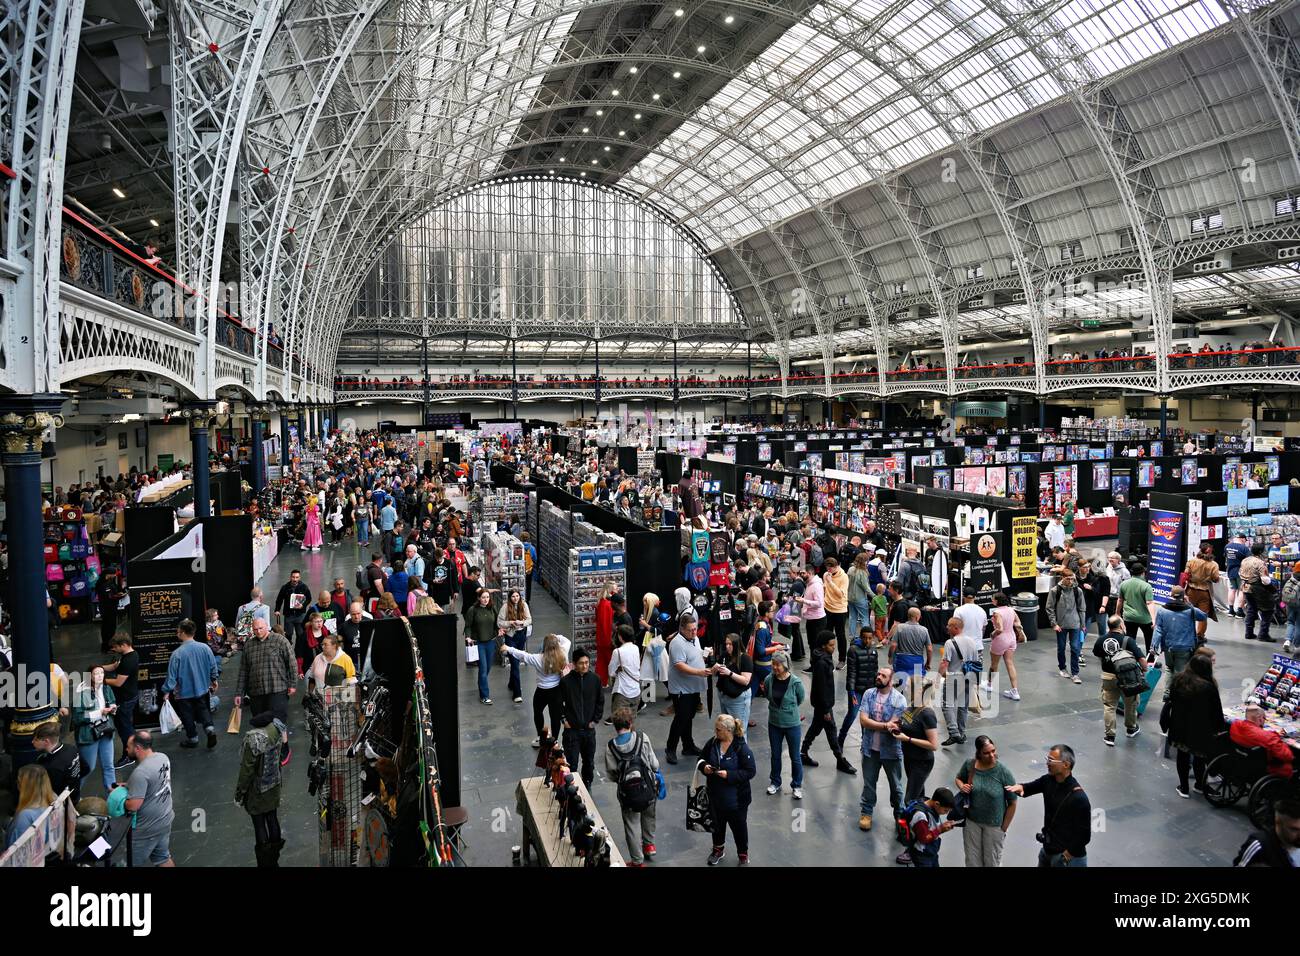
[1119,576,1154,623]
[870,593,889,618]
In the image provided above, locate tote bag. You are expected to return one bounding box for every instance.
[686,759,714,832]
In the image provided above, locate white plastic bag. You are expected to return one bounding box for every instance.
[464,641,479,665]
[158,699,181,735]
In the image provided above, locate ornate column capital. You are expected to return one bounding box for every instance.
[179,400,225,432]
[0,395,66,458]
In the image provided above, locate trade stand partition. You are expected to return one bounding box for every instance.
[123,506,178,564]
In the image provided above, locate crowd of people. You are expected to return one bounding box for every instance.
[6,424,1296,872]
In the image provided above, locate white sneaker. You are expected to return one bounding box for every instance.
[1284,642,1293,654]
[1002,688,1021,701]
[1059,669,1069,678]
[979,681,992,694]
[766,784,781,796]
[1071,675,1082,684]
[530,737,540,748]
[792,788,803,800]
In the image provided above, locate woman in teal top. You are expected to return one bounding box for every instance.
[763,651,806,798]
[955,734,1018,868]
[1061,501,1076,538]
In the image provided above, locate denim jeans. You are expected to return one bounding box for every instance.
[837,692,863,749]
[476,641,495,699]
[504,627,530,699]
[859,749,903,816]
[1162,646,1194,701]
[1092,613,1107,640]
[719,691,751,729]
[78,735,116,793]
[1055,628,1083,675]
[768,723,803,788]
[848,600,871,646]
[356,516,370,544]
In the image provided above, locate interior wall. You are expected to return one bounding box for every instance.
[48,421,193,487]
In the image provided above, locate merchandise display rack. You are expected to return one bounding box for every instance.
[569,544,625,653]
[43,508,98,625]
[475,490,528,526]
[481,530,526,595]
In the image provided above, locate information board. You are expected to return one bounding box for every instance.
[1148,510,1185,603]
[129,583,193,680]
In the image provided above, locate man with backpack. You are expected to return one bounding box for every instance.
[939,617,981,747]
[1092,615,1147,746]
[1047,570,1088,684]
[897,787,957,868]
[604,706,660,867]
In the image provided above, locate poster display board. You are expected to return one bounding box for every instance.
[129,583,193,680]
[1148,509,1185,603]
[967,530,1004,608]
[1010,515,1038,581]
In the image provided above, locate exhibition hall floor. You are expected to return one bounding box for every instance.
[51,540,1281,867]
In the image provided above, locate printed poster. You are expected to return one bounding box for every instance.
[1010,515,1037,580]
[1148,509,1185,603]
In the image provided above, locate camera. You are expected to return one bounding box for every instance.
[1034,830,1047,844]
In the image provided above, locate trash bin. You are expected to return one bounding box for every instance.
[1013,592,1039,641]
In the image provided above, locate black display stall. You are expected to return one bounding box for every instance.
[491,463,682,619]
[212,470,242,513]
[360,614,462,811]
[123,506,178,565]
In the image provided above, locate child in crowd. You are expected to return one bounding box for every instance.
[205,607,231,656]
[871,583,889,645]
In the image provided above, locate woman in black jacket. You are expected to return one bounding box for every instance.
[1166,647,1225,798]
[699,714,757,866]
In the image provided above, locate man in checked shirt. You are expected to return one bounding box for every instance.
[234,618,297,765]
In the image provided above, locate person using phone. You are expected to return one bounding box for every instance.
[699,714,756,866]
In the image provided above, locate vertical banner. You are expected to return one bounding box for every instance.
[967,530,1003,608]
[1147,510,1185,602]
[1010,514,1038,581]
[129,582,193,728]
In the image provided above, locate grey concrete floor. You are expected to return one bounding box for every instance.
[48,537,1285,867]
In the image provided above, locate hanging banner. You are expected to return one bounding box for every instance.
[1148,510,1185,602]
[968,530,1004,607]
[1010,515,1038,580]
[130,582,193,681]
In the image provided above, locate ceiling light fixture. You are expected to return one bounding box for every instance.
[149,218,160,228]
[582,126,589,133]
[604,145,611,152]
[611,88,620,96]
[697,44,706,53]
[618,129,626,136]
[111,186,126,199]
[595,108,604,115]
[725,14,735,23]
[558,156,566,161]
[652,92,660,100]
[628,66,637,74]
[580,171,587,177]
[634,113,642,119]
[675,7,684,15]
[672,70,682,78]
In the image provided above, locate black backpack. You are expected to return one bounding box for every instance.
[1106,642,1147,697]
[609,733,656,812]
[355,564,370,594]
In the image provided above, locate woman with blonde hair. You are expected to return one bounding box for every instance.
[4,765,56,849]
[748,548,773,576]
[503,632,571,746]
[301,493,323,552]
[639,592,669,691]
[411,594,441,616]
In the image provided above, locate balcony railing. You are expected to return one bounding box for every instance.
[1168,346,1300,369]
[59,207,290,366]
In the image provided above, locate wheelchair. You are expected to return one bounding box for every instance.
[1202,731,1299,828]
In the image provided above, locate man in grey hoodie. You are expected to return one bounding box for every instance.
[1048,570,1088,683]
[604,706,660,867]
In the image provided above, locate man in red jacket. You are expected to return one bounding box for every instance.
[1229,705,1295,779]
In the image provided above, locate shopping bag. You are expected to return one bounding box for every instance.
[158,699,181,735]
[226,706,242,734]
[685,761,713,832]
[464,640,479,665]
